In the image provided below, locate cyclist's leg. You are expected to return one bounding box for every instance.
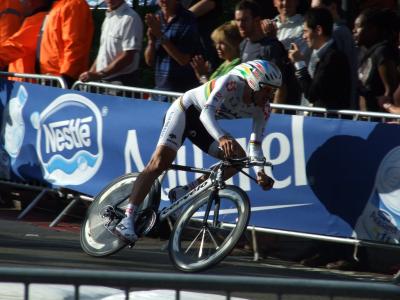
[116,147,177,242]
[129,145,176,206]
[130,98,186,206]
[115,99,185,241]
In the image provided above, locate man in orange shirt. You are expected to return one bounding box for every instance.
[0,0,24,45]
[0,0,51,75]
[0,0,24,71]
[39,0,94,87]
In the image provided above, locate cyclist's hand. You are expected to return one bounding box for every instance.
[218,135,242,158]
[257,170,274,191]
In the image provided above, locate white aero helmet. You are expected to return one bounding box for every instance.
[231,60,282,91]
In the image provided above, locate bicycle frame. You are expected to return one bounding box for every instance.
[157,157,271,222]
[158,164,215,222]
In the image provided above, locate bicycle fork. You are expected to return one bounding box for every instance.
[202,189,221,227]
[190,189,221,258]
[196,164,225,254]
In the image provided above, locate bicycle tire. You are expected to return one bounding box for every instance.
[80,173,160,257]
[168,185,250,272]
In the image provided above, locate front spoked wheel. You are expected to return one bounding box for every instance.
[168,185,250,272]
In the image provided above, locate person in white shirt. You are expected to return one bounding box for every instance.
[79,0,143,88]
[261,0,311,61]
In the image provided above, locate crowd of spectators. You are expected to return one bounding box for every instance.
[0,0,93,87]
[0,0,398,113]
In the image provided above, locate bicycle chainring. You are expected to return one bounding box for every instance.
[100,205,123,233]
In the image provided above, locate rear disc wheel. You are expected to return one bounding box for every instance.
[80,173,158,257]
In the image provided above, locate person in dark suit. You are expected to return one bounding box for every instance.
[286,8,356,271]
[288,7,351,110]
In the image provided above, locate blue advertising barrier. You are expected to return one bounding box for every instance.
[1,79,400,245]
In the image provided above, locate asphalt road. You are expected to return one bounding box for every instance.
[0,210,398,300]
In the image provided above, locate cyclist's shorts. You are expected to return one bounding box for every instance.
[157,99,220,154]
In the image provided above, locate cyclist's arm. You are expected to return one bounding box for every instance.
[249,105,270,173]
[199,77,232,141]
[199,104,225,140]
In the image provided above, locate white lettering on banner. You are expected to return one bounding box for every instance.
[43,117,92,153]
[262,116,307,189]
[263,132,291,189]
[123,116,307,191]
[292,116,307,186]
[34,93,103,186]
[124,130,145,173]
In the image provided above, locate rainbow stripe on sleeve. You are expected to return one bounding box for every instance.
[204,79,217,99]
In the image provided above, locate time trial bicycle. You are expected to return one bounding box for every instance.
[80,157,272,272]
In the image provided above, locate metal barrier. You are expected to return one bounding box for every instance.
[72,80,182,102]
[72,80,400,122]
[0,178,93,227]
[0,266,399,300]
[0,72,67,89]
[270,103,400,122]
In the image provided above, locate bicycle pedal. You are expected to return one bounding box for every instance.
[104,218,120,233]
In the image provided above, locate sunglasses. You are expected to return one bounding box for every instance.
[259,83,277,94]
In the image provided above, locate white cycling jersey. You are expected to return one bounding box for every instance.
[157,73,271,164]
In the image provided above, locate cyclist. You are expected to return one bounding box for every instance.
[115,59,282,242]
